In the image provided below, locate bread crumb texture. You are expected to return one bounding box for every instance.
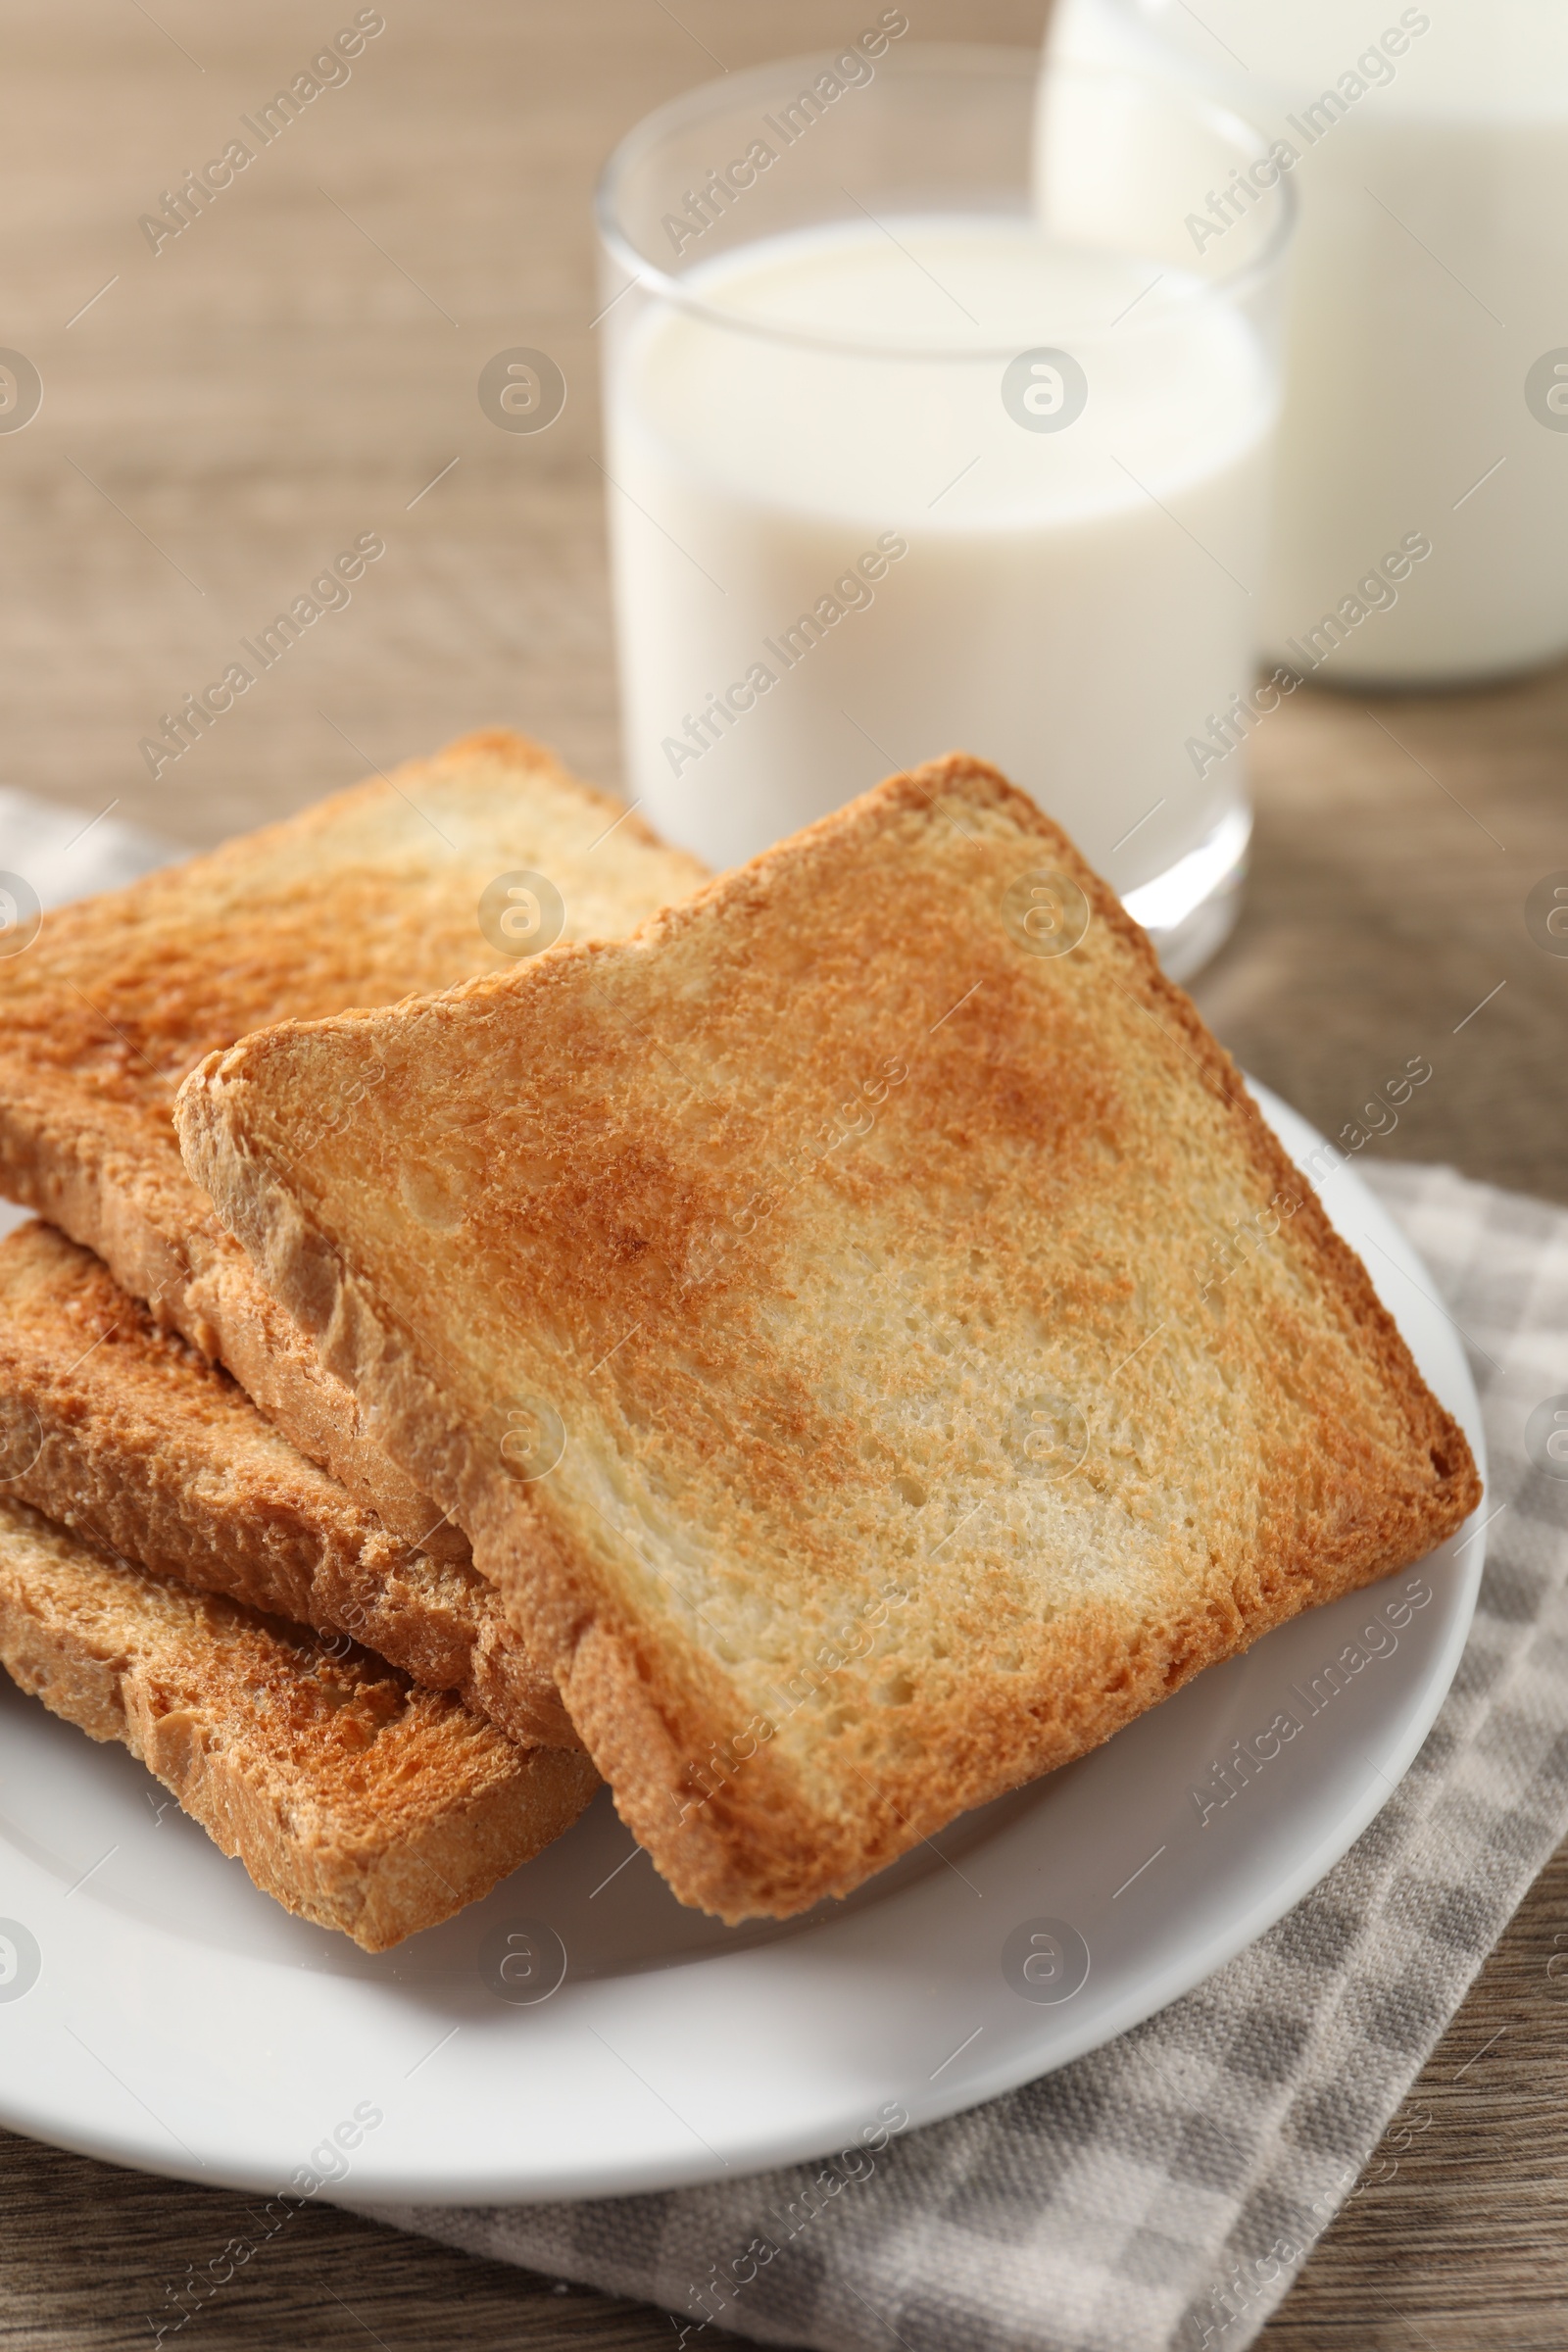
[177,756,1480,1922]
[0,728,704,1554]
[0,1218,580,1748]
[0,1494,597,1947]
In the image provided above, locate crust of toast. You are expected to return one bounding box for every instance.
[0,1495,599,1949]
[0,1220,579,1749]
[177,755,1482,1922]
[0,728,707,1555]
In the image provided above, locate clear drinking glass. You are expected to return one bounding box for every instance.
[1051,0,1568,684]
[596,44,1295,978]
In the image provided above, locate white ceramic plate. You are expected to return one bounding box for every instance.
[0,1085,1485,2204]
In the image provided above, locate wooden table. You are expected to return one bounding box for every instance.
[2,3,1565,2344]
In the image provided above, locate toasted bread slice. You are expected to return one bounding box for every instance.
[0,1219,578,1749]
[0,728,706,1554]
[177,755,1481,1924]
[0,1495,599,1949]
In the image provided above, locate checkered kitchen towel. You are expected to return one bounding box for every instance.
[354,1164,1568,2352]
[0,784,174,911]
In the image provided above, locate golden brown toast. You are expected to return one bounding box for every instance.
[0,728,706,1554]
[176,756,1481,1923]
[0,1219,577,1749]
[0,1495,599,1949]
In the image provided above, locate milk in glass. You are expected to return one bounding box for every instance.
[606,216,1276,921]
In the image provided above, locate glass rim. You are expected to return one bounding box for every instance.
[593,42,1298,364]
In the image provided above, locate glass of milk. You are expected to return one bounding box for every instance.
[1048,0,1568,684]
[596,43,1294,977]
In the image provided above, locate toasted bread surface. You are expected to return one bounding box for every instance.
[0,1495,599,1948]
[177,756,1481,1923]
[0,1219,579,1748]
[0,728,706,1551]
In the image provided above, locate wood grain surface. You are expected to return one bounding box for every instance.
[1,3,1565,2346]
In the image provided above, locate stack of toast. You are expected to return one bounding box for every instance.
[0,730,703,1948]
[1,733,1481,1948]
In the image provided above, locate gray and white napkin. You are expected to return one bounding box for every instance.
[0,784,175,911]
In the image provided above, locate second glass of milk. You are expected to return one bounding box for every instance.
[1049,0,1568,685]
[597,45,1294,977]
